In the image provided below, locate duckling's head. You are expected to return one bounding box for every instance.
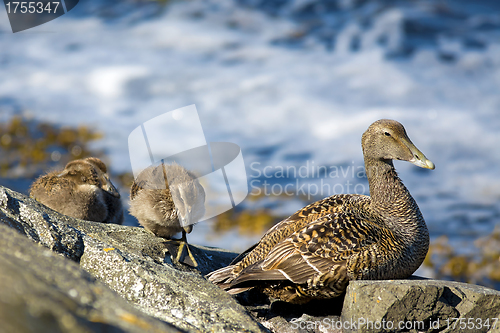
[59,157,121,197]
[361,119,435,169]
[170,179,206,232]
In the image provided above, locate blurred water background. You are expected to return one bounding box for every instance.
[1,0,500,288]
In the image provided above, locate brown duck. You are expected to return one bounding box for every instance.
[129,162,206,267]
[30,157,123,224]
[206,119,434,304]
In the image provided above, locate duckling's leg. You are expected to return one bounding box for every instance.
[163,231,198,267]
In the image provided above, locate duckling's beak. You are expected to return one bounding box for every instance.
[403,139,435,170]
[176,205,197,234]
[103,176,121,197]
[183,225,193,234]
[177,208,194,233]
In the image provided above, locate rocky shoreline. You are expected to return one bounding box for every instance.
[1,185,499,333]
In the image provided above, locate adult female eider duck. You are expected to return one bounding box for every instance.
[129,162,206,267]
[206,119,434,304]
[30,157,124,224]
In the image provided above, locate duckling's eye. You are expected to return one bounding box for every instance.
[69,171,77,176]
[81,176,87,182]
[384,132,391,137]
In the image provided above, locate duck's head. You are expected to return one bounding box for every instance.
[157,162,206,233]
[361,119,435,170]
[170,179,206,233]
[59,157,121,197]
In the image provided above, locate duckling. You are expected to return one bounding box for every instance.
[30,157,123,224]
[129,162,205,267]
[207,119,434,304]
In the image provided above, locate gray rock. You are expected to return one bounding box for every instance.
[0,185,265,333]
[342,278,500,333]
[0,185,84,261]
[5,184,500,333]
[234,288,344,333]
[0,223,181,333]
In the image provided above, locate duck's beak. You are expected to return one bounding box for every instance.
[410,155,435,170]
[177,207,194,232]
[183,225,193,234]
[103,176,120,197]
[403,138,435,170]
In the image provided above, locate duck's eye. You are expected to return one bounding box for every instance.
[81,176,87,182]
[384,132,391,137]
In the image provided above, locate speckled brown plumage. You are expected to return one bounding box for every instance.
[30,157,123,224]
[207,119,434,304]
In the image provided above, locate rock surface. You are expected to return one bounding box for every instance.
[2,184,500,333]
[0,185,264,333]
[241,293,344,333]
[342,279,500,333]
[0,223,181,333]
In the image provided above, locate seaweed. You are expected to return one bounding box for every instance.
[0,115,104,178]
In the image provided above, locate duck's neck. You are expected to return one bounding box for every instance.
[364,157,427,238]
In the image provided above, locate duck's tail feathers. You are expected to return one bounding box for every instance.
[205,265,237,290]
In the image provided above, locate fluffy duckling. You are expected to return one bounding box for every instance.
[30,157,123,224]
[207,119,434,304]
[129,162,205,267]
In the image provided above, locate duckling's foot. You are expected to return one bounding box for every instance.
[163,235,198,267]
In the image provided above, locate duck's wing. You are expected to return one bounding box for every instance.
[228,194,366,267]
[209,199,337,285]
[228,213,298,266]
[207,195,372,288]
[228,211,390,288]
[229,243,258,265]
